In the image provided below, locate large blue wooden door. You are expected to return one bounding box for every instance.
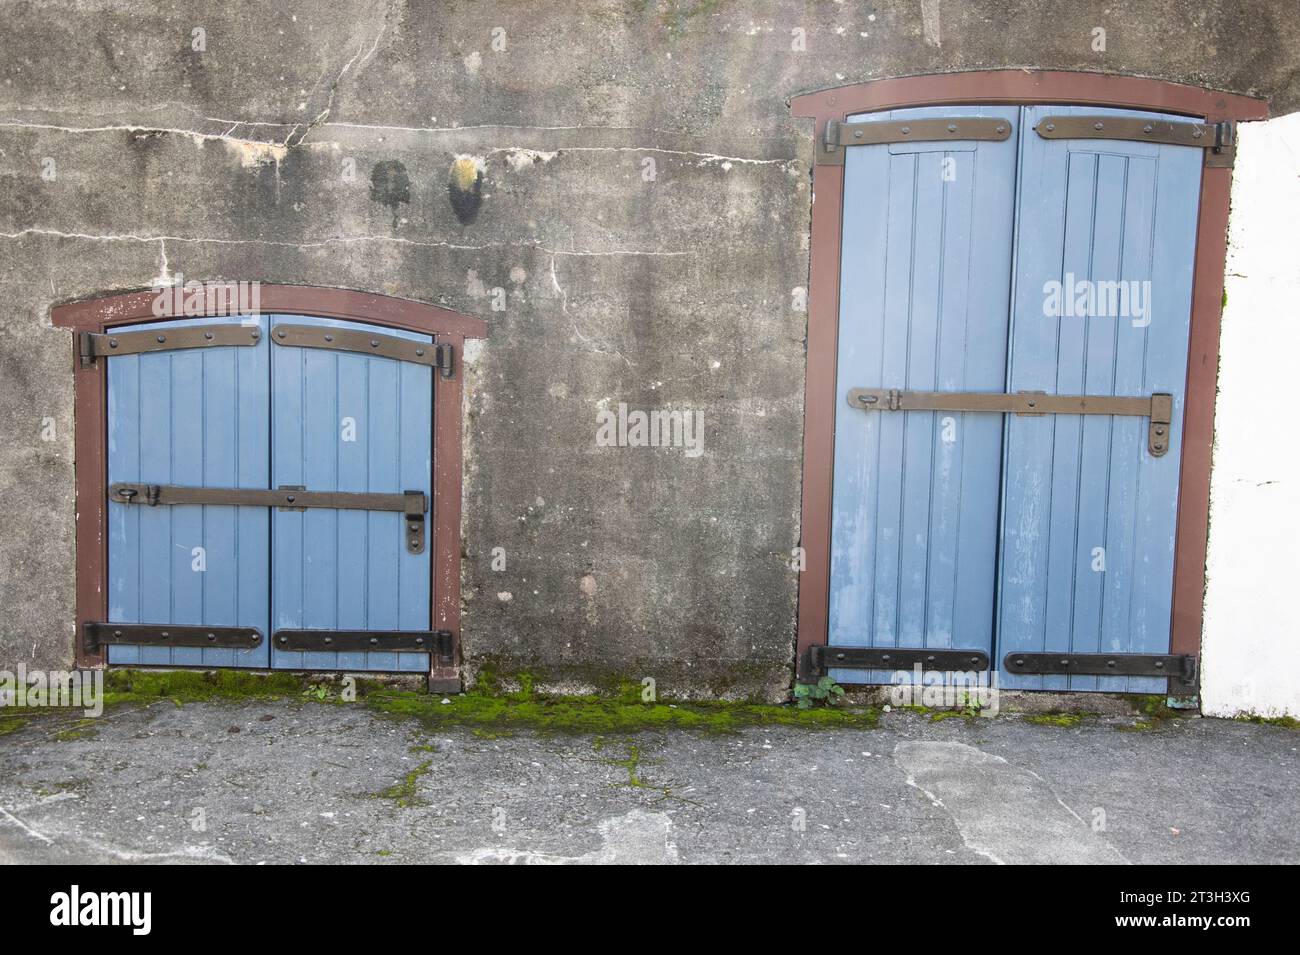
[829,105,1204,691]
[828,106,1020,682]
[107,316,272,667]
[105,313,434,673]
[269,316,432,673]
[996,107,1202,690]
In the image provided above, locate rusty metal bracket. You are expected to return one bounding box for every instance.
[273,629,452,660]
[1004,651,1198,691]
[83,622,263,653]
[271,323,454,378]
[819,116,1012,165]
[108,484,429,554]
[78,324,262,368]
[800,645,990,681]
[847,388,1174,457]
[1035,116,1235,168]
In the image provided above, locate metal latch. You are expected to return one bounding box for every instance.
[109,483,430,554]
[819,116,1012,165]
[1035,116,1236,168]
[848,388,1175,457]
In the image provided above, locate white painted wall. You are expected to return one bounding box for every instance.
[1201,112,1300,718]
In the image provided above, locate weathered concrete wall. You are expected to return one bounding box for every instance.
[2,1,1299,700]
[1202,112,1300,720]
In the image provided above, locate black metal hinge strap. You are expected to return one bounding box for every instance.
[1035,116,1235,168]
[819,117,1012,165]
[1004,652,1198,691]
[271,324,454,378]
[848,388,1174,457]
[83,622,263,654]
[803,645,990,680]
[109,484,428,554]
[274,629,453,662]
[78,324,262,367]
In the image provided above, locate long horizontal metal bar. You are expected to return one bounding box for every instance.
[847,388,1173,456]
[84,622,263,653]
[807,645,990,677]
[271,323,452,376]
[830,117,1012,147]
[109,483,427,514]
[273,629,452,658]
[819,117,1013,164]
[1003,652,1197,689]
[80,324,262,365]
[1035,116,1235,167]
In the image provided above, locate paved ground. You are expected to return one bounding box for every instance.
[1,700,1296,864]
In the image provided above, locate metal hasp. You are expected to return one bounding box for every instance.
[274,629,454,664]
[271,323,454,378]
[109,483,428,555]
[848,388,1174,457]
[83,622,264,654]
[1035,115,1236,168]
[78,323,262,368]
[1004,652,1198,692]
[801,644,990,681]
[819,117,1012,165]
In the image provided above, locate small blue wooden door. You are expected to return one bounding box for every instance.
[108,316,272,667]
[829,105,1204,690]
[828,106,1020,683]
[106,313,433,672]
[269,315,432,673]
[996,107,1202,690]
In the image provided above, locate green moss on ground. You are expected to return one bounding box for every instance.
[1025,712,1096,728]
[1236,714,1300,730]
[371,760,432,808]
[70,669,882,736]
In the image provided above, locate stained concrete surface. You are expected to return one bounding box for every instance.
[1,702,1295,864]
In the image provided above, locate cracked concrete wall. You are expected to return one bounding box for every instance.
[1,1,1298,699]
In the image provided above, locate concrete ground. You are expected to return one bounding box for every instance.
[1,700,1296,864]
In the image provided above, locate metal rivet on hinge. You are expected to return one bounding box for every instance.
[369,637,379,645]
[1193,128,1204,139]
[276,329,287,338]
[947,124,956,133]
[324,636,333,645]
[204,332,214,340]
[853,129,863,139]
[1044,123,1055,132]
[415,348,425,357]
[1154,661,1166,669]
[206,633,216,641]
[900,126,911,135]
[370,339,380,348]
[161,631,170,640]
[108,339,119,348]
[1013,657,1025,667]
[1059,659,1070,666]
[996,125,1006,134]
[324,334,334,342]
[1143,124,1154,134]
[157,335,166,343]
[1093,122,1104,131]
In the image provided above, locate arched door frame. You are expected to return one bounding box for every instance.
[789,70,1268,680]
[52,285,487,690]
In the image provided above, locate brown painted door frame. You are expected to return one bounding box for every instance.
[52,285,487,691]
[789,70,1268,678]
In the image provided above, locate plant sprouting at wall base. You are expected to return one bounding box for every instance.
[793,676,846,709]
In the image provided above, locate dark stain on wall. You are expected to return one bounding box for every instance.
[369,159,411,224]
[448,157,483,224]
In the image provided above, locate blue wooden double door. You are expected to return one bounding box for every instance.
[829,105,1204,690]
[105,314,434,672]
